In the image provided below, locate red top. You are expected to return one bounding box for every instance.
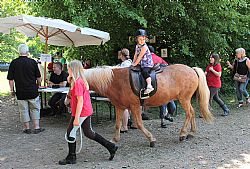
[47,62,53,71]
[151,53,168,64]
[206,63,222,88]
[70,78,93,117]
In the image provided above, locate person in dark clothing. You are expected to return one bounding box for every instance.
[227,48,250,107]
[7,44,44,134]
[48,62,68,115]
[148,45,176,128]
[83,59,92,69]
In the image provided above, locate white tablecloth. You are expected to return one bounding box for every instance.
[38,87,69,93]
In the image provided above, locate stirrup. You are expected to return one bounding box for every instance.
[144,87,154,94]
[140,89,150,99]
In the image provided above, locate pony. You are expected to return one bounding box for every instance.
[84,64,213,147]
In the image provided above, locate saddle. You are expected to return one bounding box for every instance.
[129,63,165,99]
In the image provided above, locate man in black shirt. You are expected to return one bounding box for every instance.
[7,44,44,134]
[48,62,68,115]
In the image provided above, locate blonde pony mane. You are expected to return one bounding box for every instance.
[84,66,114,94]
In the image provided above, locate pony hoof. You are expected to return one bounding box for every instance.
[149,141,156,147]
[186,134,194,140]
[112,138,119,143]
[179,136,186,141]
[110,139,115,143]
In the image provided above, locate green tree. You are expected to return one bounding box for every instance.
[1,0,250,93]
[0,0,32,62]
[29,0,249,65]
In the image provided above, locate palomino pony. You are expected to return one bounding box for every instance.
[84,64,213,147]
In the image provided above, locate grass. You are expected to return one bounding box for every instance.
[0,71,10,96]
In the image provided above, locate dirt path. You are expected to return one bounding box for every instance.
[0,96,250,169]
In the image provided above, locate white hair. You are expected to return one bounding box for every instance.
[18,44,29,55]
[235,48,246,55]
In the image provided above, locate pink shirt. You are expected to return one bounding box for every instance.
[70,78,93,117]
[151,53,167,64]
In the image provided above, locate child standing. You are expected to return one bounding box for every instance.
[117,48,132,133]
[205,54,230,116]
[59,60,118,165]
[132,29,154,94]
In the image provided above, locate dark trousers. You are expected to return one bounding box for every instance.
[141,67,151,80]
[67,116,96,140]
[159,101,176,119]
[48,93,66,114]
[66,116,116,160]
[209,87,225,107]
[66,116,95,157]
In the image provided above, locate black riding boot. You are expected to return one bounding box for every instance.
[164,113,174,122]
[94,133,118,160]
[161,118,167,128]
[59,138,76,165]
[221,104,230,116]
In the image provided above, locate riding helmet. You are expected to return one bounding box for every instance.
[135,29,148,37]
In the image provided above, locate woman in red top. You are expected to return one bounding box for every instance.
[205,54,230,116]
[59,60,118,165]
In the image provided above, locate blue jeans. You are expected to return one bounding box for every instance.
[159,100,176,119]
[235,80,249,104]
[243,78,249,92]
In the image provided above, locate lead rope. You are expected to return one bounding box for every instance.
[64,117,86,154]
[64,127,83,154]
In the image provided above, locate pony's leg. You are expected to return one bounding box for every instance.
[112,107,124,143]
[179,99,192,141]
[131,106,156,147]
[188,105,197,138]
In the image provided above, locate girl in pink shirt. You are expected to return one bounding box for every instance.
[59,60,118,165]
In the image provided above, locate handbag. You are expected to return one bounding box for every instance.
[233,60,248,83]
[233,73,247,83]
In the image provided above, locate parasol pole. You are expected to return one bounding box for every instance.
[44,26,48,86]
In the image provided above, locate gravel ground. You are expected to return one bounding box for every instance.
[0,96,250,169]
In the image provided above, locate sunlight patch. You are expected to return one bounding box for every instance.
[217,153,250,169]
[0,156,6,161]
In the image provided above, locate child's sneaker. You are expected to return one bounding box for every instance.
[237,103,243,108]
[144,86,154,94]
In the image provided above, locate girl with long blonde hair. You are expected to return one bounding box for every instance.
[59,60,118,165]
